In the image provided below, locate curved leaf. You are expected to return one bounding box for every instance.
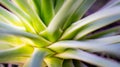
[28,48,53,67]
[63,0,95,30]
[0,0,36,33]
[0,7,23,26]
[12,0,46,33]
[62,59,74,67]
[49,38,120,56]
[54,0,65,13]
[40,0,55,26]
[101,0,120,10]
[0,22,50,47]
[46,0,84,42]
[74,14,120,40]
[0,45,33,58]
[83,26,120,39]
[0,41,13,49]
[0,29,51,47]
[0,57,28,63]
[61,6,120,40]
[44,57,63,67]
[56,49,120,67]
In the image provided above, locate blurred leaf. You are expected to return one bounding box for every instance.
[61,6,120,40]
[28,48,51,67]
[12,0,46,33]
[40,0,55,26]
[0,7,23,26]
[54,0,64,13]
[0,45,33,58]
[0,22,50,47]
[56,49,120,67]
[84,26,120,39]
[0,57,28,63]
[0,41,13,49]
[49,37,120,56]
[44,57,63,67]
[74,14,120,40]
[87,35,120,44]
[62,59,74,67]
[101,0,120,10]
[63,0,95,30]
[0,0,36,33]
[0,29,51,47]
[46,0,84,42]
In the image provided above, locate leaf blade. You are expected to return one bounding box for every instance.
[61,6,120,40]
[56,49,120,67]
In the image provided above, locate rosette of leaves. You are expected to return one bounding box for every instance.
[0,0,120,67]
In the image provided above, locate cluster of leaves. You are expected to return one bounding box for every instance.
[0,0,120,67]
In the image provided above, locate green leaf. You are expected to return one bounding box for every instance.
[0,41,13,50]
[0,57,28,63]
[0,0,36,33]
[73,60,87,67]
[87,35,120,44]
[49,40,104,53]
[84,26,120,39]
[49,37,120,55]
[56,49,120,67]
[0,34,26,47]
[30,0,55,26]
[0,22,37,38]
[0,7,23,26]
[63,0,95,30]
[30,0,41,17]
[61,6,120,40]
[0,21,24,30]
[54,0,65,13]
[90,43,120,57]
[44,57,63,67]
[0,29,51,47]
[74,14,120,40]
[23,58,47,67]
[28,48,52,67]
[46,0,84,42]
[0,45,33,58]
[0,16,6,23]
[12,0,46,33]
[12,0,35,16]
[101,0,120,9]
[62,60,74,67]
[40,0,55,26]
[0,22,50,47]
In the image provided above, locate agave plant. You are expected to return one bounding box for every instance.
[0,0,120,67]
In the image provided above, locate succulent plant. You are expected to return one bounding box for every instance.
[0,0,120,67]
